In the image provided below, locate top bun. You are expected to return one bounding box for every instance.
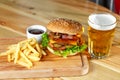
[47,18,83,35]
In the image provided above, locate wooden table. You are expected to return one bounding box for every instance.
[0,0,120,80]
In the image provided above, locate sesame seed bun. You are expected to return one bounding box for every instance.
[47,18,83,35]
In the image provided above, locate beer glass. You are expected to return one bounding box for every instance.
[88,13,117,59]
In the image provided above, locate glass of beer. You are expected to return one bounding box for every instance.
[88,13,117,59]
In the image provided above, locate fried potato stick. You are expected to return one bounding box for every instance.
[20,51,33,67]
[14,44,20,64]
[27,43,39,57]
[17,58,31,69]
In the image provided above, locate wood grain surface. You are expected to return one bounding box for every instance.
[0,38,89,79]
[0,0,120,44]
[0,0,120,80]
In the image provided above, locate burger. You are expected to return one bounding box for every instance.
[41,18,87,58]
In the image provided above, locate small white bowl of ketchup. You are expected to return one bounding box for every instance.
[26,25,47,43]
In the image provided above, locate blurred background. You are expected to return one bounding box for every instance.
[90,0,120,15]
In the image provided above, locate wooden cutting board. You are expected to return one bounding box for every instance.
[0,38,89,79]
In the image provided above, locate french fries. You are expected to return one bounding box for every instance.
[0,38,47,69]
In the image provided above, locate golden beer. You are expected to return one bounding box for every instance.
[88,13,116,59]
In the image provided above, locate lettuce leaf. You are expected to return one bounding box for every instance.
[41,33,49,47]
[54,44,87,58]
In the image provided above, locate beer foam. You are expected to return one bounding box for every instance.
[88,13,116,30]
